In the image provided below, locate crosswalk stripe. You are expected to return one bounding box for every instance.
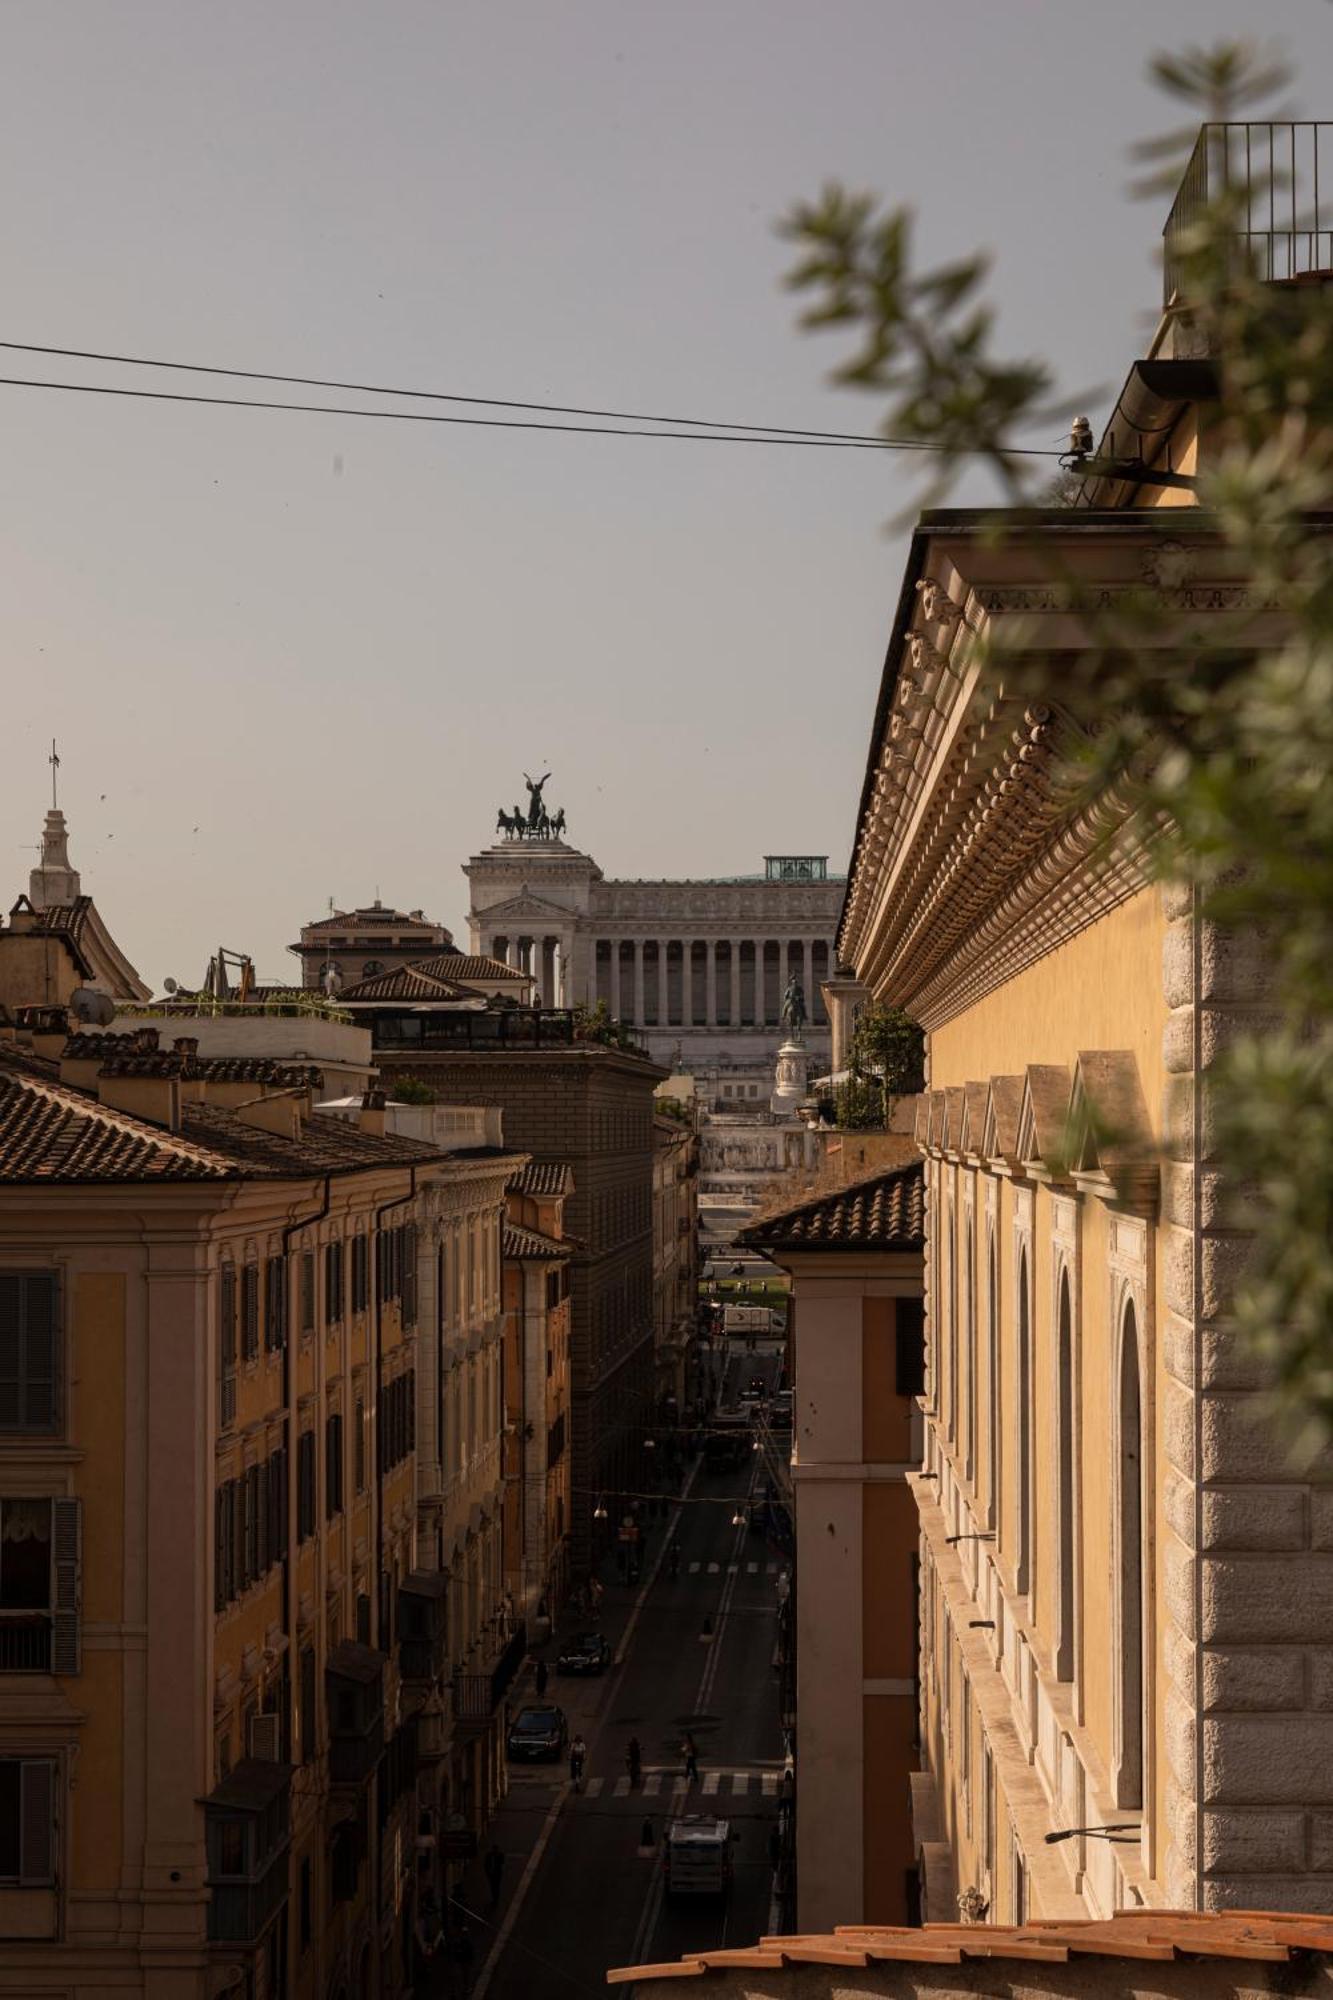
[672,1776,688,1795]
[707,1561,719,1574]
[702,1770,721,1796]
[727,1563,738,1575]
[585,1776,603,1799]
[688,1561,701,1574]
[730,1772,750,1796]
[613,1775,630,1798]
[762,1773,778,1796]
[746,1561,758,1573]
[642,1773,661,1795]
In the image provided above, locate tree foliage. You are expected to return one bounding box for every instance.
[784,43,1333,1440]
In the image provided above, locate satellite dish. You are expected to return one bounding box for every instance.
[163,977,179,994]
[69,987,116,1027]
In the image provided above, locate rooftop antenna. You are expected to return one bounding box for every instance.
[49,739,60,811]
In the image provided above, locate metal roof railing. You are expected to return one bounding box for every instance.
[1163,121,1333,308]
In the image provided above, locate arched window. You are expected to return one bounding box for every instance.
[964,1228,977,1486]
[1016,1246,1033,1597]
[1116,1301,1145,1808]
[947,1214,958,1447]
[1056,1270,1075,1681]
[986,1228,999,1530]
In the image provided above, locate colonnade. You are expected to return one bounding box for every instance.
[592,936,831,1030]
[485,934,570,1007]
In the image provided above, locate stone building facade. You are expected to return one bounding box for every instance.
[837,433,1333,1916]
[372,1032,665,1567]
[463,835,842,1086]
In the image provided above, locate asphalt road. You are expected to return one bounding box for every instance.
[468,1342,788,1999]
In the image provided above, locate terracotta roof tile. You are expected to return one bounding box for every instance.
[509,1161,574,1199]
[0,1072,233,1182]
[609,1912,1333,1985]
[414,953,528,983]
[738,1160,924,1254]
[339,965,487,1003]
[181,1104,443,1175]
[502,1220,568,1260]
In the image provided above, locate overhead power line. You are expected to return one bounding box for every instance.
[0,339,1062,456]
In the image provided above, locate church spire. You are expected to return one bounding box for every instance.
[28,744,81,911]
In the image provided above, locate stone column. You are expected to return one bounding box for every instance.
[633,940,645,1025]
[730,941,741,1028]
[779,938,790,1012]
[611,939,622,1020]
[802,939,813,1014]
[705,941,717,1027]
[659,940,672,1027]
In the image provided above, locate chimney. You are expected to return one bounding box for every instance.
[97,1071,181,1133]
[235,1093,304,1141]
[132,1027,160,1053]
[172,1036,200,1074]
[360,1089,386,1137]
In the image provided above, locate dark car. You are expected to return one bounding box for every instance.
[557,1631,612,1676]
[506,1704,568,1762]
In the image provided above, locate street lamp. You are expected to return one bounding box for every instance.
[593,1498,608,1522]
[1044,1824,1138,1845]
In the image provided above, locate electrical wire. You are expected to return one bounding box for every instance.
[0,336,1063,456]
[0,367,1064,455]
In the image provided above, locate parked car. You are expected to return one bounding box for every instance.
[557,1631,612,1676]
[506,1704,568,1762]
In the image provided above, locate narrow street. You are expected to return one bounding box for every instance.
[433,1342,788,1997]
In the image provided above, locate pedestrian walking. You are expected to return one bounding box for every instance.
[451,1919,475,1995]
[483,1841,505,1911]
[535,1655,548,1697]
[569,1733,587,1790]
[681,1732,699,1785]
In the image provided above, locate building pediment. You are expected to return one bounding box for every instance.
[981,1075,1024,1169]
[478,890,579,925]
[1068,1049,1158,1208]
[959,1082,989,1158]
[1015,1064,1073,1178]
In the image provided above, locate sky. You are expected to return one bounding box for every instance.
[4,1,1331,993]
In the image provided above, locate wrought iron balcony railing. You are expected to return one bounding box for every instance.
[1163,122,1333,307]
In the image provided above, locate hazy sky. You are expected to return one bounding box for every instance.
[4,2,1330,991]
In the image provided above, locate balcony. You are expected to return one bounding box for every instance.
[204,1759,293,1945]
[326,1641,386,1787]
[0,1617,51,1673]
[1163,121,1333,307]
[398,1572,448,1684]
[453,1623,527,1736]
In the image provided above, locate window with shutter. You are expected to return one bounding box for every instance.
[230,1482,243,1602]
[325,1242,343,1326]
[297,1433,315,1543]
[214,1488,228,1613]
[0,1273,60,1434]
[51,1498,80,1676]
[299,1644,316,1763]
[354,1399,366,1492]
[325,1412,343,1520]
[242,1266,260,1361]
[0,1758,56,1885]
[300,1253,315,1337]
[265,1257,287,1353]
[352,1235,368,1313]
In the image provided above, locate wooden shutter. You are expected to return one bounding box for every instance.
[300,1252,315,1336]
[214,1487,228,1612]
[51,1498,81,1676]
[18,1759,54,1885]
[0,1274,58,1432]
[242,1266,259,1360]
[219,1266,237,1369]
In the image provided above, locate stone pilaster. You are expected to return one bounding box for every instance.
[1159,882,1333,1911]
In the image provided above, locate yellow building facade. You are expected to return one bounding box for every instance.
[837,356,1332,1919]
[502,1164,574,1622]
[0,1010,522,1998]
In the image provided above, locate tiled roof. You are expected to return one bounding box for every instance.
[502,1221,568,1260]
[509,1161,574,1199]
[0,1074,445,1185]
[609,1911,1333,1985]
[181,1105,443,1175]
[413,953,528,983]
[0,1039,65,1083]
[62,1032,325,1089]
[739,1159,924,1253]
[339,965,487,1004]
[0,1071,234,1182]
[301,905,445,935]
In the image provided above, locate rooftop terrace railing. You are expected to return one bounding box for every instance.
[1163,121,1333,307]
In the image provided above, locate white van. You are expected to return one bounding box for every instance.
[664,1816,734,1897]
